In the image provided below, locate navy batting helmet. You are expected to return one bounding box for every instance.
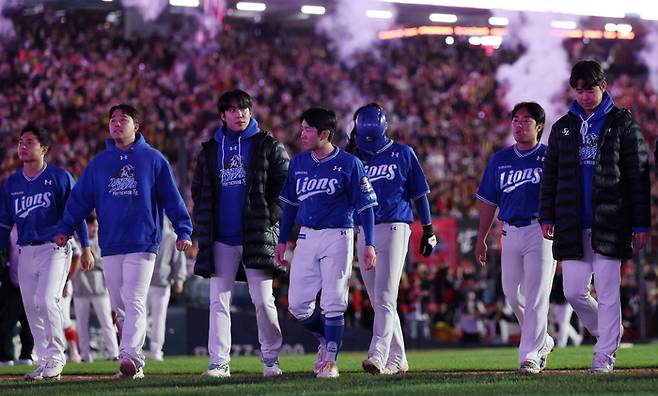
[354,104,389,152]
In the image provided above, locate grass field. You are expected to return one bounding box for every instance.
[1,345,657,395]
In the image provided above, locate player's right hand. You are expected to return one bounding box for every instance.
[81,247,95,271]
[53,234,68,247]
[475,239,487,267]
[541,223,554,240]
[275,243,288,267]
[363,245,376,270]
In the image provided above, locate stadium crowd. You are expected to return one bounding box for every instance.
[1,9,658,348]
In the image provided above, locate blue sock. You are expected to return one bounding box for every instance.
[323,314,345,362]
[300,309,325,344]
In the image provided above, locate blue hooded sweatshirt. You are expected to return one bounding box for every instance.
[568,91,614,229]
[214,118,260,245]
[58,133,192,256]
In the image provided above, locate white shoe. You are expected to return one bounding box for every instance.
[362,356,384,375]
[16,358,34,366]
[68,350,82,364]
[313,344,327,375]
[24,366,44,381]
[591,353,615,373]
[117,358,143,379]
[382,359,409,375]
[42,361,64,380]
[202,362,231,378]
[536,334,555,371]
[518,359,542,375]
[0,360,14,366]
[263,362,283,377]
[113,366,145,380]
[147,351,164,361]
[316,361,339,379]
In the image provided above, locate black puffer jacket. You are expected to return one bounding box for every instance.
[191,131,290,278]
[539,107,650,260]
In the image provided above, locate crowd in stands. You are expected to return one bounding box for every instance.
[1,9,658,343]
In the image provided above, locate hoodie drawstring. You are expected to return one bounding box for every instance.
[578,113,595,143]
[221,135,226,184]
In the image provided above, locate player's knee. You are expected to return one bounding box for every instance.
[288,303,313,321]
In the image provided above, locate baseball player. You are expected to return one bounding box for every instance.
[192,90,289,379]
[0,125,92,381]
[54,104,193,380]
[347,103,436,375]
[70,214,119,362]
[146,218,186,361]
[475,102,556,374]
[540,60,650,373]
[275,107,378,379]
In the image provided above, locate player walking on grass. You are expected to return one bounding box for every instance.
[0,125,92,381]
[475,102,556,374]
[347,103,436,375]
[540,60,650,373]
[192,90,289,378]
[275,107,378,379]
[54,104,193,380]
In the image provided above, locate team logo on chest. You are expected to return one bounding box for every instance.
[296,176,339,200]
[364,164,397,182]
[499,167,542,193]
[108,164,139,197]
[15,192,53,218]
[220,153,246,186]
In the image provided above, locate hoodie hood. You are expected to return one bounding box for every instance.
[214,118,260,143]
[568,91,614,122]
[106,132,148,151]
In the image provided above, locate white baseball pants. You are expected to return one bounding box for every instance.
[103,252,156,368]
[74,294,119,360]
[208,242,282,366]
[18,243,71,366]
[562,230,621,358]
[357,223,410,368]
[501,221,556,364]
[147,285,171,357]
[288,227,353,320]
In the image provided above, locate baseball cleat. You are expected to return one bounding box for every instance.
[113,366,144,380]
[591,353,615,373]
[518,359,542,375]
[362,356,384,375]
[24,365,45,381]
[313,344,327,376]
[382,359,409,375]
[42,361,64,380]
[263,362,283,377]
[316,361,339,379]
[202,362,231,378]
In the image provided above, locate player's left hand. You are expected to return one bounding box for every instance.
[173,281,184,294]
[176,239,192,252]
[81,247,95,271]
[363,245,376,270]
[419,224,437,257]
[634,231,648,250]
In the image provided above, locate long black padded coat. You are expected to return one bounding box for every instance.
[539,107,650,260]
[191,131,290,279]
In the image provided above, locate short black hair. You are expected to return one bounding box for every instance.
[86,213,97,224]
[109,104,139,124]
[512,101,546,141]
[300,107,337,142]
[20,124,51,148]
[569,60,606,89]
[217,89,253,114]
